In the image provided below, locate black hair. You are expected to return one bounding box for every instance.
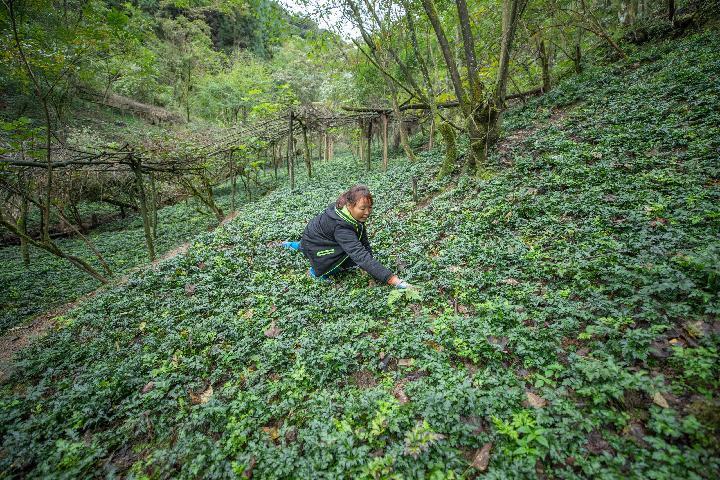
[336,185,374,208]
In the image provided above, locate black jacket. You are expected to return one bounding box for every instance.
[300,203,393,283]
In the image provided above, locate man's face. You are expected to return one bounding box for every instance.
[347,197,372,223]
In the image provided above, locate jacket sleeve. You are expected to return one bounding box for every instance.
[360,227,374,255]
[334,224,393,283]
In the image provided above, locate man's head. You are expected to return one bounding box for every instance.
[337,185,374,223]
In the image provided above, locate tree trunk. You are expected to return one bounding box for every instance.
[19,195,30,267]
[287,111,295,191]
[668,0,675,24]
[437,122,457,179]
[131,158,156,261]
[428,119,435,150]
[538,38,551,92]
[389,86,416,162]
[382,114,389,171]
[574,28,583,74]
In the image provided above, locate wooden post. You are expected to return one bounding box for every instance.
[301,122,312,178]
[358,119,365,166]
[366,118,373,171]
[230,152,237,211]
[323,132,328,162]
[149,171,158,239]
[273,143,278,179]
[288,111,295,191]
[329,135,334,161]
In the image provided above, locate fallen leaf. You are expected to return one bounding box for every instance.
[190,385,213,405]
[398,358,414,367]
[393,383,409,404]
[262,426,280,441]
[471,443,492,471]
[184,283,196,296]
[525,392,547,408]
[197,261,207,270]
[141,381,155,394]
[425,340,443,352]
[585,430,612,454]
[264,320,281,338]
[501,278,520,286]
[652,392,669,408]
[487,336,509,351]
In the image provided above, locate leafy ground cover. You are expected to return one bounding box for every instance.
[0,171,277,334]
[1,31,719,478]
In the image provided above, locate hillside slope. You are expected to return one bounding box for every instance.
[1,31,718,478]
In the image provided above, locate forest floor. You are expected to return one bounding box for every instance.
[0,31,718,478]
[0,161,278,335]
[0,209,241,382]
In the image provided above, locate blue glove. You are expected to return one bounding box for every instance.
[396,280,410,289]
[281,241,301,251]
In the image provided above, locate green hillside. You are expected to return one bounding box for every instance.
[1,30,718,479]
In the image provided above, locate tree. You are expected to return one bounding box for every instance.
[156,15,223,122]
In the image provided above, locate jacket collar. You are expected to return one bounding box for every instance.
[335,205,358,226]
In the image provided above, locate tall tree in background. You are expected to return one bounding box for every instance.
[157,15,222,122]
[421,0,528,172]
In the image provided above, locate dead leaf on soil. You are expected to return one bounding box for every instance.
[398,358,414,367]
[425,340,443,352]
[501,278,520,286]
[487,336,509,351]
[264,320,281,338]
[141,381,155,394]
[471,442,492,471]
[585,430,612,454]
[190,385,213,405]
[652,392,670,409]
[262,426,280,442]
[525,392,548,408]
[393,383,410,404]
[184,283,196,296]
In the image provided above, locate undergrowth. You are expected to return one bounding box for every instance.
[0,30,718,479]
